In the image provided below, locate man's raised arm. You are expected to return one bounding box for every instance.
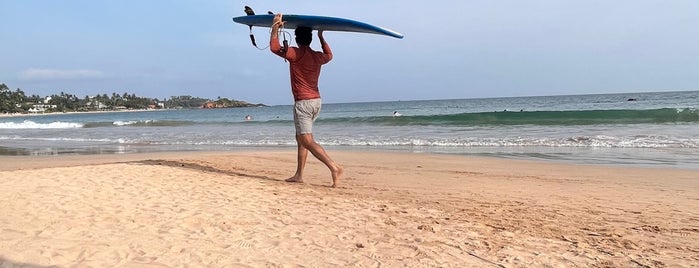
[318,30,333,62]
[270,14,284,57]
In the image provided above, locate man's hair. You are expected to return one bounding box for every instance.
[295,27,313,46]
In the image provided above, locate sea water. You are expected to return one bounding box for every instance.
[1,91,698,169]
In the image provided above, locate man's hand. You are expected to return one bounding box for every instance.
[271,13,284,40]
[273,13,284,28]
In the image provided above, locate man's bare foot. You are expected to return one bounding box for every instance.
[285,176,303,183]
[330,165,344,188]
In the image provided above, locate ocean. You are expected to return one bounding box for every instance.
[1,90,698,169]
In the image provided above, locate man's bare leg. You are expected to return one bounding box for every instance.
[296,133,343,187]
[286,135,308,183]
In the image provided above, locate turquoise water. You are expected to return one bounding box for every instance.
[1,90,698,169]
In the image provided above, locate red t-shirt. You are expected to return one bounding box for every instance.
[271,37,332,101]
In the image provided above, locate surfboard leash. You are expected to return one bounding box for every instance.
[245,25,269,50]
[245,22,291,54]
[248,25,258,48]
[240,6,291,60]
[274,21,291,62]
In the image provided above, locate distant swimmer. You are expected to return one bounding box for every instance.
[244,115,252,121]
[393,111,402,117]
[627,98,638,101]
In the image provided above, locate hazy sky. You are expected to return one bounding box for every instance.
[2,1,698,105]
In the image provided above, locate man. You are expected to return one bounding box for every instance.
[270,13,343,187]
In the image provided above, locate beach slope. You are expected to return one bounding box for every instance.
[1,151,697,267]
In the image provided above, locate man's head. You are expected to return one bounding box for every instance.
[295,27,313,46]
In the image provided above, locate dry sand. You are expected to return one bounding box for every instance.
[1,151,698,267]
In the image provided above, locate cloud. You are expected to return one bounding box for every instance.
[18,68,106,80]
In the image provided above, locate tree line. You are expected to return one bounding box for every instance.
[0,83,264,114]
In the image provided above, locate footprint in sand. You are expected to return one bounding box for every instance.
[1,229,27,240]
[369,249,416,261]
[181,217,204,230]
[235,240,253,248]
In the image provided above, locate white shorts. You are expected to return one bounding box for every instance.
[293,98,321,134]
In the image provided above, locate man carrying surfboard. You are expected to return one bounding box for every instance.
[270,13,343,187]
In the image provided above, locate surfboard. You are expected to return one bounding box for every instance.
[232,14,404,39]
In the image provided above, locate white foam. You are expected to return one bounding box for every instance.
[315,136,699,148]
[0,121,83,129]
[113,120,138,126]
[0,136,114,142]
[112,120,155,126]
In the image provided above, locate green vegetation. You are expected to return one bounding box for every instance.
[0,83,265,114]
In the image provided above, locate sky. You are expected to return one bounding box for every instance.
[1,0,698,105]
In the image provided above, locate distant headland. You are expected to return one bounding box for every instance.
[0,83,266,115]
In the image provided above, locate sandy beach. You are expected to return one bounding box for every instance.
[1,151,697,267]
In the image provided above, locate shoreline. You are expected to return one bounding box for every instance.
[2,148,698,172]
[1,150,698,266]
[2,145,698,171]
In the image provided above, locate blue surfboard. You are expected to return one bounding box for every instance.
[233,14,404,39]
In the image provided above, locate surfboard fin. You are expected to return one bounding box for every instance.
[244,6,255,16]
